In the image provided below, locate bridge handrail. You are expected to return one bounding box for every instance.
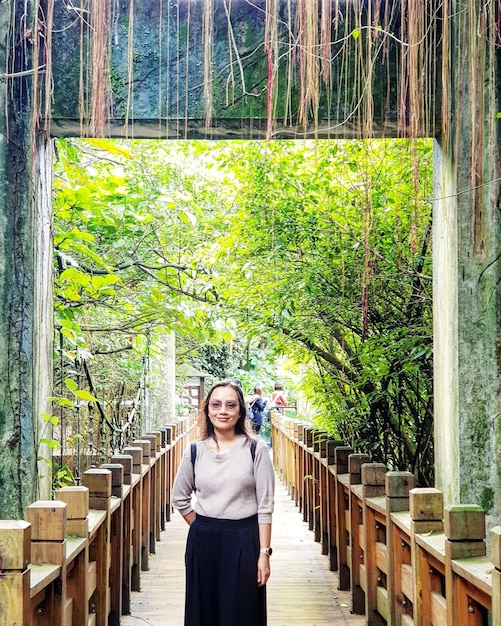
[270,410,501,626]
[0,414,197,626]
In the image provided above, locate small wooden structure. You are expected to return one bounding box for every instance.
[176,364,207,412]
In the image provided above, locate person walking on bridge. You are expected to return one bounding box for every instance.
[172,379,275,626]
[246,385,267,435]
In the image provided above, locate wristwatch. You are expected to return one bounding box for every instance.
[260,547,273,556]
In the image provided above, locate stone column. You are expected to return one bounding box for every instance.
[433,1,501,523]
[0,1,53,518]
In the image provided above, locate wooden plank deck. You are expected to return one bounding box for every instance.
[120,474,365,626]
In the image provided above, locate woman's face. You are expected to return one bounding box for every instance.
[207,385,241,436]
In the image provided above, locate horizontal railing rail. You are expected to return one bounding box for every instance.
[0,414,196,626]
[271,411,501,626]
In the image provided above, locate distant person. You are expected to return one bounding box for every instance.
[172,380,275,626]
[234,378,253,421]
[271,382,287,413]
[246,386,267,435]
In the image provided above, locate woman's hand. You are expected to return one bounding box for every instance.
[257,554,271,587]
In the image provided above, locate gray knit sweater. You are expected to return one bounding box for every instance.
[172,436,275,524]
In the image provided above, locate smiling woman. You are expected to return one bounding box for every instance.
[172,380,275,626]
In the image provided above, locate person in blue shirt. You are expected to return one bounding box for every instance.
[247,386,267,434]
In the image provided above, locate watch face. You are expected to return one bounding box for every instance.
[267,547,273,556]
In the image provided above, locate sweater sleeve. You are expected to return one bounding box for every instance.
[172,444,195,517]
[254,439,275,524]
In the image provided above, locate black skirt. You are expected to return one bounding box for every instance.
[184,514,267,626]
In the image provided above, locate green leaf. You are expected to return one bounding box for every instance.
[64,378,78,391]
[74,389,98,402]
[40,438,62,450]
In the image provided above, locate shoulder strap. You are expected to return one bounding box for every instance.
[250,440,257,462]
[190,442,197,492]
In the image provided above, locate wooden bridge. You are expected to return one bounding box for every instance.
[1,413,500,625]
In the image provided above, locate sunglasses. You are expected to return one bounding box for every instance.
[208,400,239,411]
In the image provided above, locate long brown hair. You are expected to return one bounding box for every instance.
[199,380,253,442]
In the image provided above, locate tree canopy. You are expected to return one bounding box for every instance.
[53,137,434,484]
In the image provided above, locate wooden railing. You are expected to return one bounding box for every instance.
[271,412,501,626]
[0,415,196,626]
[3,409,500,626]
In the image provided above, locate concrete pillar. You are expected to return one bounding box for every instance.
[433,1,501,524]
[146,332,176,429]
[0,1,53,518]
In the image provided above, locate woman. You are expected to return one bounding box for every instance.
[172,380,275,626]
[270,381,287,413]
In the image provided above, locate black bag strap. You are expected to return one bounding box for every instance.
[191,442,197,492]
[191,440,257,492]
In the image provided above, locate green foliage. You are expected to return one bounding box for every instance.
[53,137,434,484]
[201,139,434,483]
[38,412,75,496]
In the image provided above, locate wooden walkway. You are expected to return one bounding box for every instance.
[120,473,365,626]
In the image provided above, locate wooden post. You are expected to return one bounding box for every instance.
[56,486,89,536]
[100,464,125,626]
[312,433,322,543]
[319,456,329,555]
[100,463,125,498]
[492,527,501,626]
[123,446,144,591]
[111,454,133,485]
[83,469,112,626]
[348,453,371,614]
[143,434,161,548]
[0,520,31,625]
[349,453,371,486]
[335,446,354,590]
[444,504,486,626]
[27,500,68,626]
[158,428,168,529]
[111,453,134,613]
[386,471,414,514]
[297,424,307,520]
[293,424,303,508]
[148,431,164,537]
[303,427,314,530]
[27,500,67,565]
[409,488,444,626]
[56,486,90,625]
[164,426,173,523]
[132,439,152,571]
[361,463,387,623]
[326,440,343,572]
[385,471,414,626]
